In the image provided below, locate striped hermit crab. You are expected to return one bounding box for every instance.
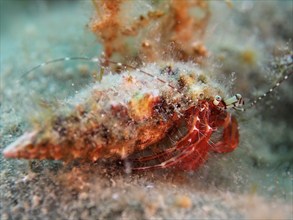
[3,58,245,171]
[2,54,292,171]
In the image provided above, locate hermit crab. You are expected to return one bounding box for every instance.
[3,58,246,171]
[3,54,292,171]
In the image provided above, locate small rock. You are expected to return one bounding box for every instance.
[1,213,9,220]
[174,195,192,209]
[32,195,41,207]
[79,192,89,200]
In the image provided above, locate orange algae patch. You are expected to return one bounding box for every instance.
[241,49,257,65]
[129,94,158,121]
[174,195,193,209]
[90,0,210,63]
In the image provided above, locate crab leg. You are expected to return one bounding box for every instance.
[212,114,239,153]
[132,126,212,171]
[176,114,213,170]
[177,138,210,170]
[132,110,212,171]
[131,107,200,163]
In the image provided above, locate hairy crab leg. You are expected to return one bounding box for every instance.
[132,108,213,171]
[176,139,210,170]
[178,112,215,170]
[212,114,239,153]
[132,129,212,171]
[131,107,201,163]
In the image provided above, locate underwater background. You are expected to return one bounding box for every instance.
[0,0,292,219]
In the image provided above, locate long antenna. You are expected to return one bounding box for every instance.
[20,56,93,78]
[243,54,293,111]
[20,56,179,90]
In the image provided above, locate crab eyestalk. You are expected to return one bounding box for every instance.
[213,95,222,106]
[221,94,244,110]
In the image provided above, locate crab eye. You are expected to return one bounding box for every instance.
[213,95,222,106]
[235,94,242,100]
[216,95,222,101]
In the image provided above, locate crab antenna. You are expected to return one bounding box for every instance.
[243,69,292,111]
[20,56,178,91]
[20,56,96,78]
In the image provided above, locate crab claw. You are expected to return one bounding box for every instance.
[212,115,239,153]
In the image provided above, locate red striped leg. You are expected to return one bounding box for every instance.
[131,107,200,163]
[132,114,213,171]
[178,115,213,170]
[177,139,210,170]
